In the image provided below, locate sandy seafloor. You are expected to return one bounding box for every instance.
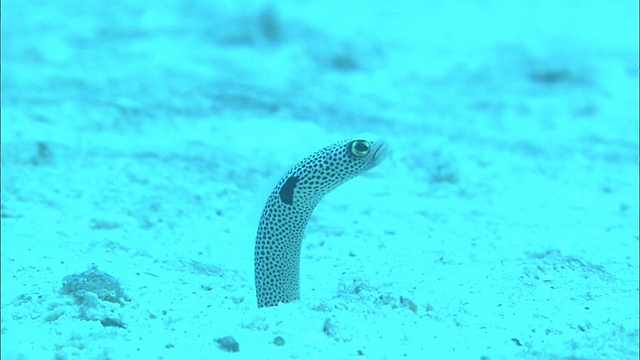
[1,0,639,359]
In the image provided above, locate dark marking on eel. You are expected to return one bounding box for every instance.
[279,175,299,205]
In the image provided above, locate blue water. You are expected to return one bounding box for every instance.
[2,1,638,359]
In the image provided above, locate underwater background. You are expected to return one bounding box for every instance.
[1,0,638,358]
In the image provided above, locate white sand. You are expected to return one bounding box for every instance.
[1,0,638,359]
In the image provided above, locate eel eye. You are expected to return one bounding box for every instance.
[350,140,370,157]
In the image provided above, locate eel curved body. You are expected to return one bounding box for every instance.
[254,134,388,307]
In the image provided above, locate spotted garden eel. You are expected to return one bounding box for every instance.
[254,134,388,307]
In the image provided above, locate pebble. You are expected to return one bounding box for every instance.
[215,336,239,352]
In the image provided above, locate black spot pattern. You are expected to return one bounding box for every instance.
[254,137,386,307]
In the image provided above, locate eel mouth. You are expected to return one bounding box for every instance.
[370,140,388,167]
